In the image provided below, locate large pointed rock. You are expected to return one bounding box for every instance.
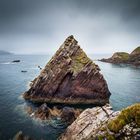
[23,35,110,105]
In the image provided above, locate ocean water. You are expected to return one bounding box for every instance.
[0,54,140,140]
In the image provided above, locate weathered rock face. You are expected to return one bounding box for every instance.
[101,47,140,66]
[59,104,117,140]
[23,35,110,105]
[59,103,140,140]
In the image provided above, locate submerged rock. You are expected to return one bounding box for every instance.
[23,35,110,105]
[100,46,140,66]
[59,103,140,140]
[13,131,33,140]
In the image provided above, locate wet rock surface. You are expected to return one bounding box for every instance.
[100,46,140,66]
[25,103,82,126]
[23,35,110,105]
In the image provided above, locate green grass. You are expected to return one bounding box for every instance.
[70,47,96,74]
[108,103,140,133]
[131,46,140,55]
[112,52,129,60]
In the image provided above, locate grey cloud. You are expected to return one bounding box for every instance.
[0,0,140,54]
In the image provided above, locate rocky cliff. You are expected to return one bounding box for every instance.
[100,46,140,66]
[23,35,110,105]
[59,103,140,140]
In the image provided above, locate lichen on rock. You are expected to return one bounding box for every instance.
[23,35,110,105]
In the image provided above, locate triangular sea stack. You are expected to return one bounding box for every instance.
[23,35,110,105]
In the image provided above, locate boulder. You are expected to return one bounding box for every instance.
[23,35,110,105]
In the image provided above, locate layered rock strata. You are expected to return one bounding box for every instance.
[23,35,110,105]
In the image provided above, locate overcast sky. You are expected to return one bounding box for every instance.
[0,0,140,54]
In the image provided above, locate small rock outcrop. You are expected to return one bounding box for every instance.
[12,60,20,63]
[100,47,140,66]
[59,103,140,140]
[26,103,82,125]
[23,35,110,105]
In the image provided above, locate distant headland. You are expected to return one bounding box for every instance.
[100,46,140,66]
[0,50,13,55]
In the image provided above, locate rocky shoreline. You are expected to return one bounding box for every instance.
[15,36,140,140]
[13,103,140,140]
[59,103,140,140]
[100,47,140,66]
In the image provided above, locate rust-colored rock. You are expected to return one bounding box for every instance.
[23,35,110,105]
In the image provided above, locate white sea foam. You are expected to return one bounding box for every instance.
[18,94,24,100]
[14,103,28,115]
[15,103,48,126]
[0,62,15,65]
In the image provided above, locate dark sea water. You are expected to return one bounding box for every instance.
[0,54,140,140]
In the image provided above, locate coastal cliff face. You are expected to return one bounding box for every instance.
[101,46,140,66]
[129,47,140,66]
[60,103,140,140]
[23,35,110,105]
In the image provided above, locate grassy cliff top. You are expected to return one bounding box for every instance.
[108,103,140,133]
[131,46,140,55]
[111,52,129,60]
